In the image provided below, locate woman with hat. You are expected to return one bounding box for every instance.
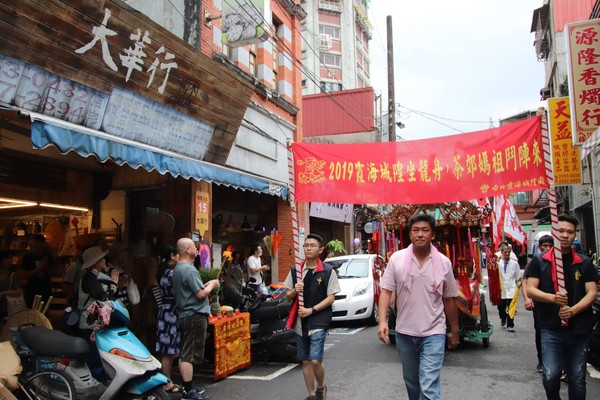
[78,246,119,384]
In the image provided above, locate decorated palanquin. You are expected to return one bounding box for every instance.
[209,312,251,380]
[384,201,496,315]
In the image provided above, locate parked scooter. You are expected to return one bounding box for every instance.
[221,276,297,361]
[13,299,169,399]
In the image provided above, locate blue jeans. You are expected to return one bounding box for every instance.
[540,329,589,400]
[395,333,446,400]
[296,330,327,362]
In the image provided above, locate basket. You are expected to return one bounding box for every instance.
[0,310,53,347]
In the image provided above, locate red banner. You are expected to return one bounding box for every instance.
[292,116,548,204]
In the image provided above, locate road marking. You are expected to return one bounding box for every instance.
[589,363,600,380]
[227,363,298,380]
[226,343,336,380]
[329,326,366,335]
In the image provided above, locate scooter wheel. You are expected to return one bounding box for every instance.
[137,387,170,400]
[21,369,76,400]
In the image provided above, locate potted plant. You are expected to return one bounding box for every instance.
[325,239,347,258]
[199,267,222,316]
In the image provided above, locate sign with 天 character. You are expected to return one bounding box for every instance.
[566,19,600,145]
[292,116,548,204]
[221,0,271,47]
[548,97,582,185]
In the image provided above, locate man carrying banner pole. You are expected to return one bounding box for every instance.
[525,214,599,399]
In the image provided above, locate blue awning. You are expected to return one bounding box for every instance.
[30,119,288,199]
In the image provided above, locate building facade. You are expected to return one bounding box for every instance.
[300,0,372,94]
[0,0,306,286]
[530,0,599,252]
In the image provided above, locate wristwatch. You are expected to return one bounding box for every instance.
[312,307,317,314]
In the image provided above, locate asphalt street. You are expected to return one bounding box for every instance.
[184,292,600,399]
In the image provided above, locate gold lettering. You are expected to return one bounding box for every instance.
[392,162,405,182]
[418,160,431,182]
[466,154,477,178]
[367,162,379,183]
[505,145,517,171]
[518,142,531,169]
[432,158,442,181]
[407,161,417,182]
[478,151,491,175]
[380,162,392,182]
[492,150,505,173]
[453,155,465,180]
[355,161,365,183]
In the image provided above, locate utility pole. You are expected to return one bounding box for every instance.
[387,15,396,143]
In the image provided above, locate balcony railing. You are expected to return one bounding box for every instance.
[319,0,343,13]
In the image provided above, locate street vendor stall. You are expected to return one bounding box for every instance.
[383,201,495,347]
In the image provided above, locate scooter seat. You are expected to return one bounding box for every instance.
[20,326,90,358]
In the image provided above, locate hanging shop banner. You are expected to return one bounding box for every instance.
[292,116,548,204]
[566,19,600,145]
[194,191,210,239]
[548,97,583,185]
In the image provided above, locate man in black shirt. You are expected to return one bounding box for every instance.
[525,214,599,400]
[20,234,53,308]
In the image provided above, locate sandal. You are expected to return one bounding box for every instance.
[164,383,182,393]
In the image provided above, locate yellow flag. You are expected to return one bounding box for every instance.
[508,279,522,319]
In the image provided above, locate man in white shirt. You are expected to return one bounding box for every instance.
[247,244,269,296]
[497,242,520,332]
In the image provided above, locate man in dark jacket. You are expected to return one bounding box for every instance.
[284,234,340,400]
[525,214,599,400]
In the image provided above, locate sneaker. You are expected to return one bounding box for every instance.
[193,386,206,395]
[315,385,327,400]
[182,388,209,400]
[507,327,515,333]
[500,319,506,327]
[536,363,542,373]
[304,396,316,400]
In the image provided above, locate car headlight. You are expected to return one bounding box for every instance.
[353,282,370,297]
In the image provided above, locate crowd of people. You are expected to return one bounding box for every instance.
[1,212,599,400]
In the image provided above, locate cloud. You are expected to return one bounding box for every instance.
[368,0,545,140]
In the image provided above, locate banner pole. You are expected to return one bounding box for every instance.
[288,141,304,308]
[541,113,567,325]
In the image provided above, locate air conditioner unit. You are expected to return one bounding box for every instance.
[540,86,552,100]
[318,33,332,50]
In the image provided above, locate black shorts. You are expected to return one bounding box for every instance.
[178,313,209,364]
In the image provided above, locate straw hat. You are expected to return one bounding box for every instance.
[82,246,108,269]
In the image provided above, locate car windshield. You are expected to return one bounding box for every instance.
[331,258,369,278]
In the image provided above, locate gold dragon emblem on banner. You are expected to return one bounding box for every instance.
[297,157,326,184]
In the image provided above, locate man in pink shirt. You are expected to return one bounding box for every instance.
[378,214,459,400]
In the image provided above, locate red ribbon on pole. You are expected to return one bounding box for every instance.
[540,116,568,326]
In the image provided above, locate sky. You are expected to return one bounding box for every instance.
[367,0,546,141]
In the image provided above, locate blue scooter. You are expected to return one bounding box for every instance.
[15,299,169,399]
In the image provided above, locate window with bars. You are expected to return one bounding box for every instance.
[320,52,341,67]
[320,81,342,92]
[319,25,340,39]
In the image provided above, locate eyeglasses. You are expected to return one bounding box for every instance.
[303,243,320,248]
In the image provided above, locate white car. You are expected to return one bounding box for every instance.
[325,254,386,325]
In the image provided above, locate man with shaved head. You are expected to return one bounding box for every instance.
[172,237,219,400]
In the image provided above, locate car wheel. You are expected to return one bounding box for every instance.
[367,301,379,326]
